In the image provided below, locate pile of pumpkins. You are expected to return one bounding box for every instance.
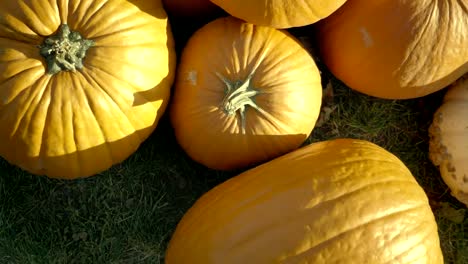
[0,0,466,263]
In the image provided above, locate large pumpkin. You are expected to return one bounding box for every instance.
[429,75,468,206]
[316,0,468,99]
[210,0,347,28]
[0,0,176,179]
[170,16,322,171]
[165,139,443,263]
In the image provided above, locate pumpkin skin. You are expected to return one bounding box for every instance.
[0,0,176,179]
[429,75,468,206]
[169,16,322,171]
[316,0,468,99]
[165,138,443,263]
[209,0,347,29]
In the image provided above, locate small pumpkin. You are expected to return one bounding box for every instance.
[429,75,468,206]
[209,0,348,28]
[170,16,322,171]
[0,0,176,179]
[165,138,443,263]
[316,0,468,99]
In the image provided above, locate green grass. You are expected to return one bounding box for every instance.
[0,116,237,263]
[1,18,467,264]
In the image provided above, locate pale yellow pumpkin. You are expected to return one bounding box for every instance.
[0,0,176,179]
[429,75,468,206]
[166,139,443,263]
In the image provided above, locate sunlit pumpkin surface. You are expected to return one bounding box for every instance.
[170,16,322,171]
[210,0,348,28]
[166,139,443,263]
[316,0,468,99]
[0,0,176,179]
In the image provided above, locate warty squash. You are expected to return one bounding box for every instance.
[209,0,348,29]
[316,0,468,99]
[165,138,443,263]
[169,16,322,171]
[429,75,468,206]
[0,0,176,179]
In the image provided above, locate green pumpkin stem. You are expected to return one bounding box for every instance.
[39,24,94,75]
[216,72,261,130]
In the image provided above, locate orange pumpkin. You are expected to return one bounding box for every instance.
[0,0,176,179]
[165,139,443,263]
[210,0,348,28]
[170,16,322,170]
[316,0,468,99]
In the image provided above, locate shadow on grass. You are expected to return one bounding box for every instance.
[0,115,236,263]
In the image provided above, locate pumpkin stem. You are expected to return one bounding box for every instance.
[216,72,261,130]
[38,24,94,75]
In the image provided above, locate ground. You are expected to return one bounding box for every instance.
[0,13,467,264]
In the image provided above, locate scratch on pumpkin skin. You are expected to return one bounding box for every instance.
[186,70,197,86]
[359,27,373,48]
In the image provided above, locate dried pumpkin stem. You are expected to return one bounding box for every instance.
[216,72,261,130]
[38,24,94,75]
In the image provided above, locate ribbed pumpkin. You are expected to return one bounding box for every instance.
[0,0,176,179]
[165,139,443,263]
[170,16,322,171]
[210,0,348,28]
[316,0,468,99]
[429,75,468,206]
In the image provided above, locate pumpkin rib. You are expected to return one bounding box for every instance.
[256,41,304,78]
[77,80,115,162]
[74,0,108,30]
[380,225,435,263]
[228,189,427,258]
[89,18,167,44]
[27,0,60,28]
[227,175,420,219]
[80,68,135,120]
[64,89,82,177]
[305,178,425,209]
[459,0,468,12]
[186,175,423,244]
[79,71,137,144]
[75,3,148,39]
[85,48,167,79]
[282,205,429,261]
[9,75,50,140]
[68,1,108,31]
[0,66,43,99]
[0,69,43,113]
[36,77,55,160]
[16,0,56,35]
[83,60,139,89]
[81,63,163,119]
[398,3,435,86]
